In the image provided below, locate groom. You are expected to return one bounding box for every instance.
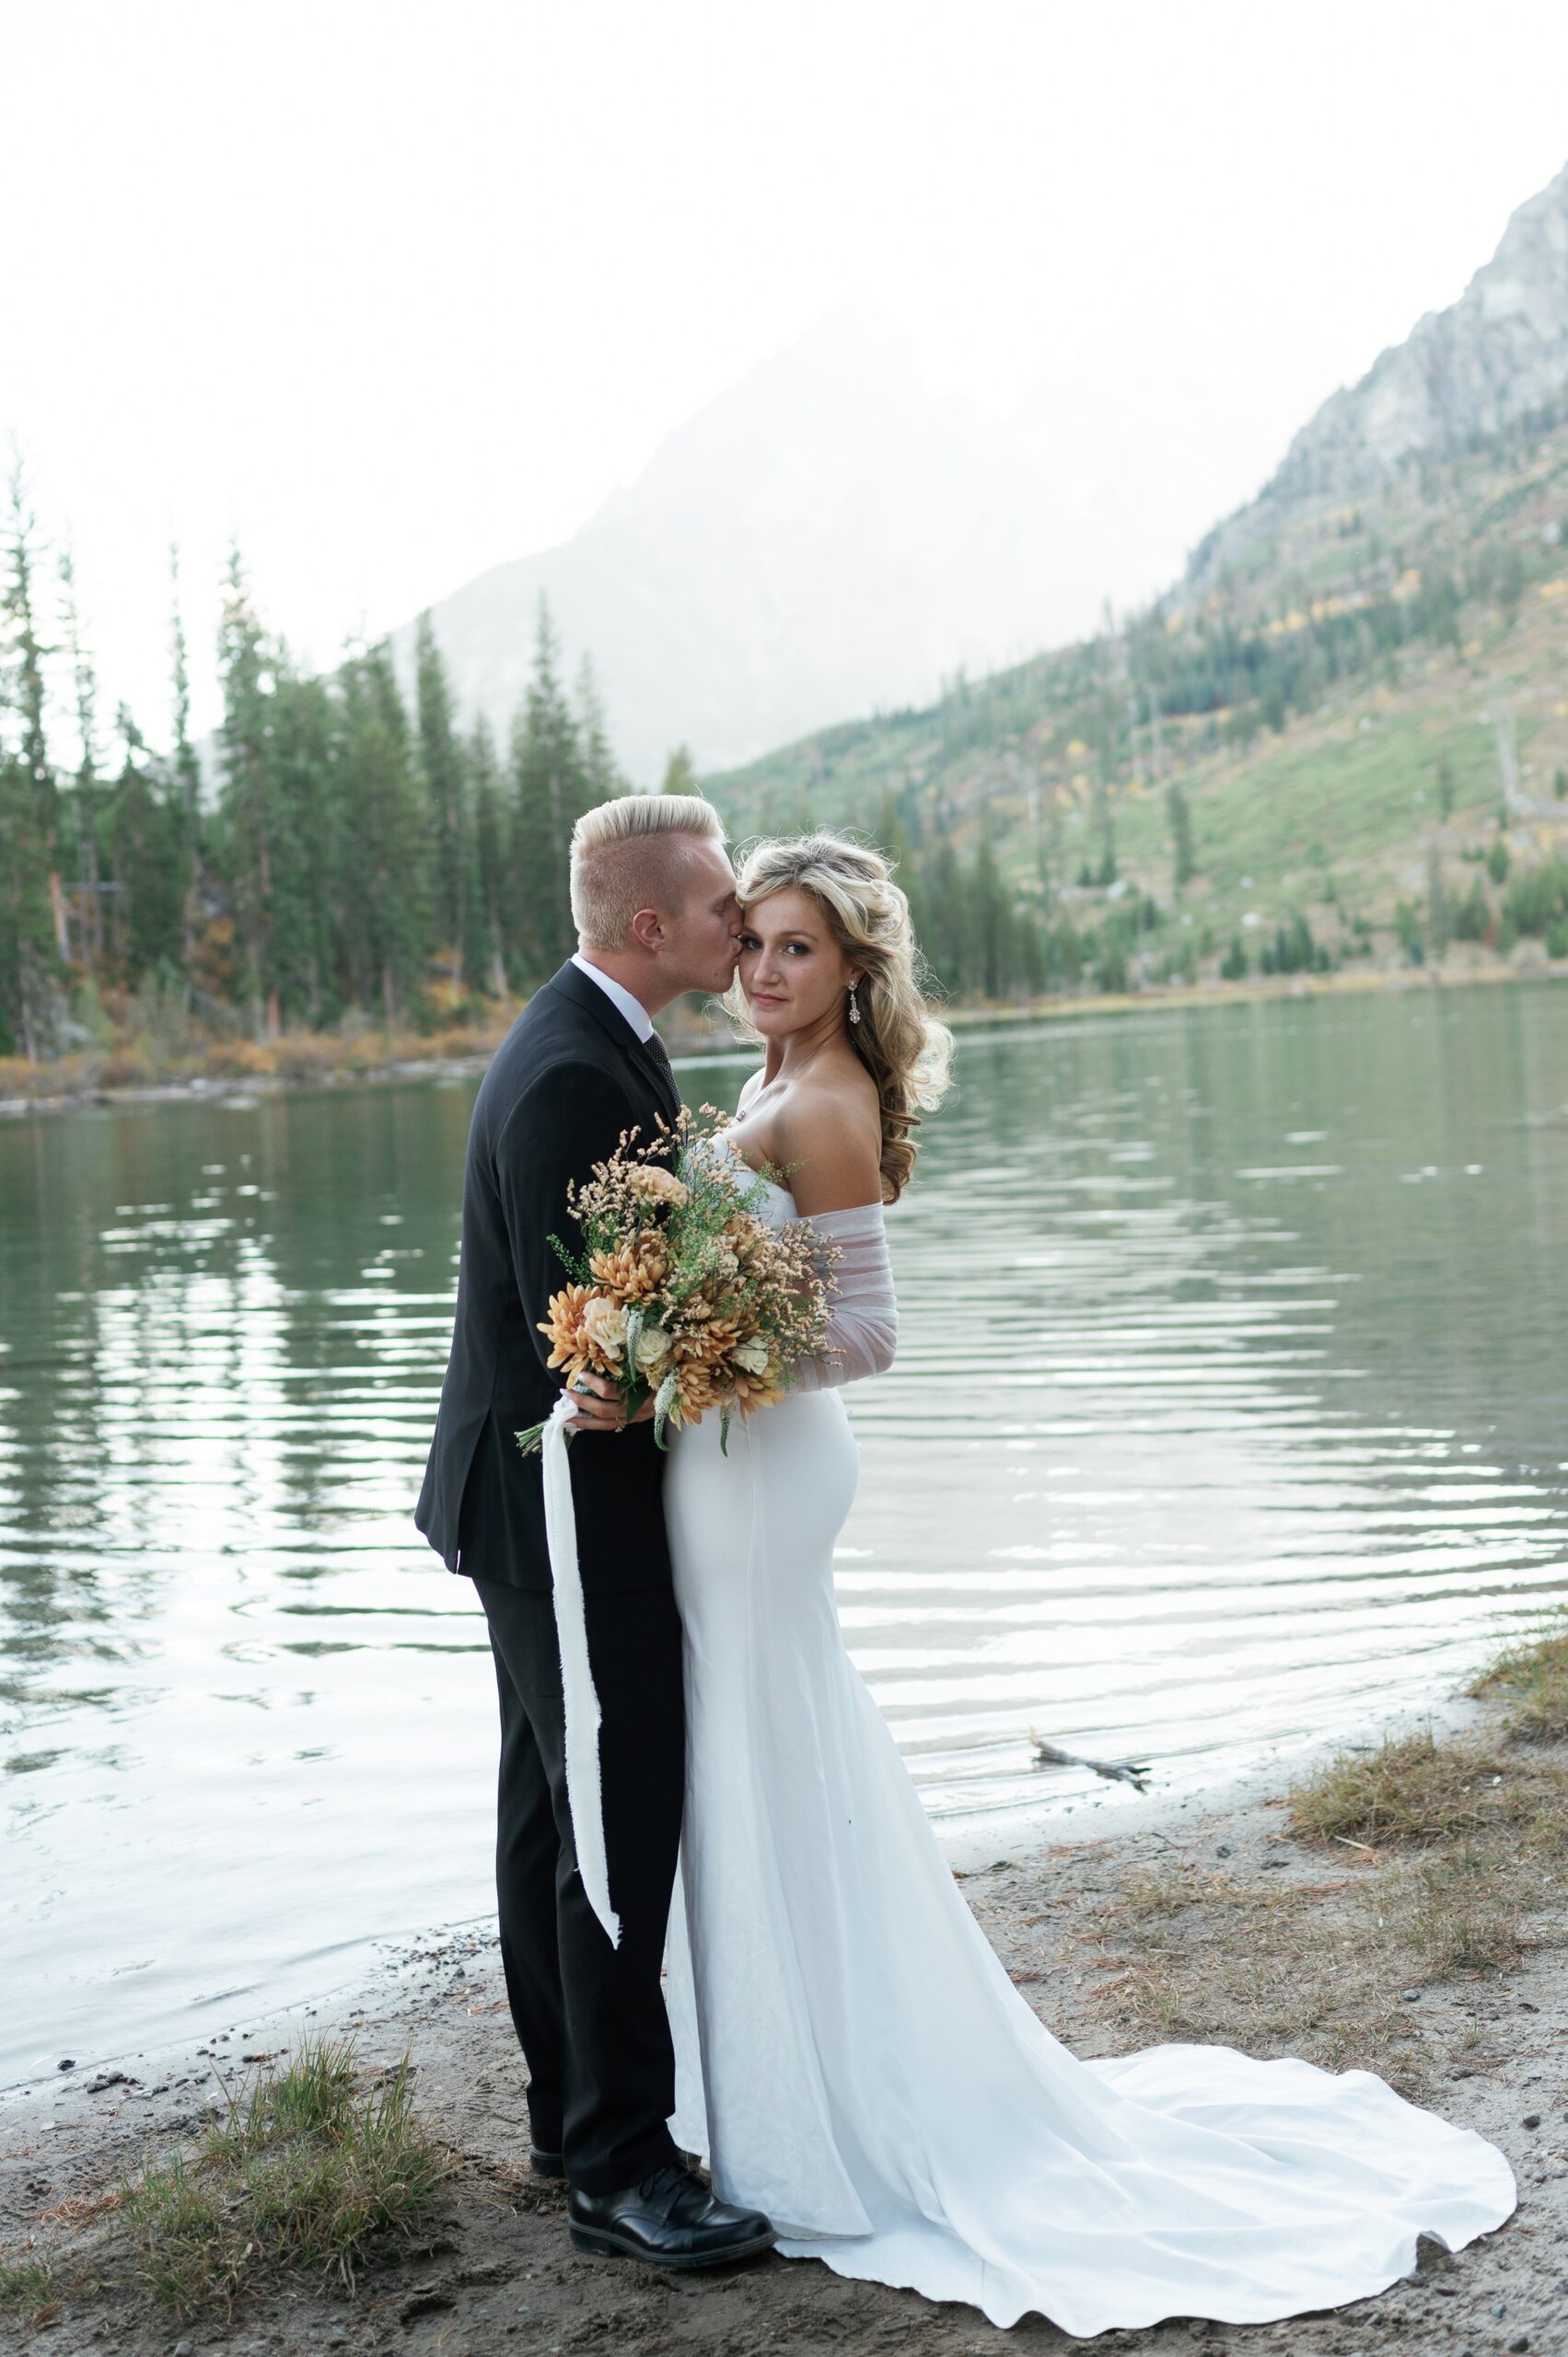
[415,794,775,2269]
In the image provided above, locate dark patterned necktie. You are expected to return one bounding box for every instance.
[641,1029,680,1111]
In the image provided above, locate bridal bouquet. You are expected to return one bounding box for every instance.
[516,1108,838,1457]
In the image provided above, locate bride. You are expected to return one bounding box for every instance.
[660,830,1516,2337]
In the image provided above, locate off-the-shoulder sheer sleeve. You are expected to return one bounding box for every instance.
[793,1202,899,1390]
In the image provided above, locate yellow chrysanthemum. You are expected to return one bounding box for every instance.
[539,1283,596,1378]
[588,1232,668,1300]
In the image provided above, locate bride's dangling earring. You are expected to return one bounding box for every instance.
[848,980,862,1027]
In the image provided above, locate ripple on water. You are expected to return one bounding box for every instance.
[1,983,1566,2078]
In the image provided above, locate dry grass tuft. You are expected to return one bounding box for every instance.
[1386,1842,1527,1978]
[1089,1838,1536,2093]
[1469,1608,1568,1746]
[1092,1859,1421,2084]
[1086,1622,1568,2088]
[1283,1726,1536,1849]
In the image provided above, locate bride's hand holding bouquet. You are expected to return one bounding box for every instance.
[516,1107,837,1459]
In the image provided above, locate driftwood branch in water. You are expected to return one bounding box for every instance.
[1028,1730,1152,1792]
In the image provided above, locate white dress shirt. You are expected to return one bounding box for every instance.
[570,951,655,1044]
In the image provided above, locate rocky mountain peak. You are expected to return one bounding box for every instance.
[1190,159,1568,586]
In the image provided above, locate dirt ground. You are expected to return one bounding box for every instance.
[5,1755,1565,2357]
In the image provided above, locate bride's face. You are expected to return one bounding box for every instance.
[737,888,858,1039]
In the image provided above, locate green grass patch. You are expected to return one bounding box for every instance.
[0,2255,59,2320]
[121,2038,453,2316]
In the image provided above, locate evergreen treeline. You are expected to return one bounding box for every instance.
[857,791,1177,1002]
[0,459,631,1060]
[11,398,1565,1063]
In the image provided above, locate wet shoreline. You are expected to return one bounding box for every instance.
[3,958,1559,1122]
[4,1677,1562,2355]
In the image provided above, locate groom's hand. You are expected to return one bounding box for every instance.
[567,1373,656,1434]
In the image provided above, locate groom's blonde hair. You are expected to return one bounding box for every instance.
[570,793,727,952]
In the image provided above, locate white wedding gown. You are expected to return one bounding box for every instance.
[662,1147,1516,2337]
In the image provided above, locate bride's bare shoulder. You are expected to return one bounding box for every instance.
[775,1058,882,1213]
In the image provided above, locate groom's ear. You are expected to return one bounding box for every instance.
[628,906,665,954]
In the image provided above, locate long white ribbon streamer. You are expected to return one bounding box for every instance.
[540,1389,621,1947]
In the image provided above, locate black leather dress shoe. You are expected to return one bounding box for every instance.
[529,2145,565,2178]
[568,2162,776,2270]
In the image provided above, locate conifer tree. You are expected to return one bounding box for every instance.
[506,704,544,978]
[970,829,1016,997]
[921,840,970,995]
[415,611,470,987]
[168,545,203,972]
[268,664,341,1023]
[1426,845,1450,959]
[873,787,912,871]
[509,598,587,981]
[0,456,59,1053]
[466,715,508,996]
[1016,907,1046,995]
[336,640,430,1025]
[661,744,699,795]
[58,542,104,974]
[873,787,930,950]
[104,703,186,980]
[6,460,62,947]
[216,545,280,1036]
[575,653,625,807]
[1436,752,1457,821]
[1167,781,1196,887]
[863,792,923,957]
[216,577,334,1029]
[0,748,52,1058]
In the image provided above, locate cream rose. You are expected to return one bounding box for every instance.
[582,1296,628,1362]
[627,1164,689,1207]
[634,1324,672,1374]
[732,1333,772,1376]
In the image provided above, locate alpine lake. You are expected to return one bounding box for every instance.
[3,978,1565,2083]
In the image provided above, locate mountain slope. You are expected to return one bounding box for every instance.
[704,399,1568,997]
[391,306,1086,784]
[1191,162,1568,593]
[694,163,1568,1001]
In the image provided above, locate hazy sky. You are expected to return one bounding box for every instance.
[6,0,1568,750]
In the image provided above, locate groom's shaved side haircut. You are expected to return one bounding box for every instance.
[571,794,727,952]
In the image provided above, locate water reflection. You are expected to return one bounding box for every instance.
[2,982,1565,2081]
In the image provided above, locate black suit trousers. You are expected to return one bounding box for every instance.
[472,1573,685,2194]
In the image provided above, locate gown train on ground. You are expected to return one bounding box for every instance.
[661,1154,1515,2337]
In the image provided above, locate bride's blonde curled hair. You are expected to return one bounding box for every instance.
[727,830,953,1203]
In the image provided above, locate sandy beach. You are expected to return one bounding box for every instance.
[6,1662,1567,2357]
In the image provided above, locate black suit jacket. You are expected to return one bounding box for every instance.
[415,960,683,1593]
